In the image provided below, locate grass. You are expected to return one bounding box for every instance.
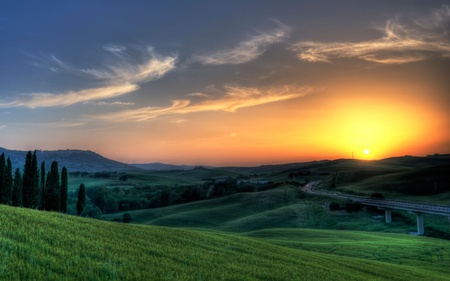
[245,228,450,275]
[102,185,450,236]
[1,205,449,280]
[68,167,241,192]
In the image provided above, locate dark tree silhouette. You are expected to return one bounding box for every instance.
[12,168,23,207]
[22,151,40,208]
[0,153,5,203]
[2,157,13,205]
[45,161,60,211]
[77,183,86,216]
[40,161,46,210]
[60,166,68,213]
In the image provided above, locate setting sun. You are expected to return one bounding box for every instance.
[364,149,370,155]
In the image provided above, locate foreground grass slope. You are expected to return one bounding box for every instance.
[1,205,448,280]
[245,228,450,275]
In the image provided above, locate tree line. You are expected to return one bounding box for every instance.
[0,151,70,212]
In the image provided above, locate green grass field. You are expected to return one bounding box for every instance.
[245,228,450,275]
[1,205,449,280]
[47,156,450,279]
[102,186,450,236]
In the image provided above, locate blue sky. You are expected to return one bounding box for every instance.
[0,1,449,165]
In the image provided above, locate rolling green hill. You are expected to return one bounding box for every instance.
[102,186,450,236]
[1,205,449,280]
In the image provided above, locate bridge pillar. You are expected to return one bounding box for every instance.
[385,209,392,224]
[416,214,424,235]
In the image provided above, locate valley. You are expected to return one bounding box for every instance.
[1,148,449,280]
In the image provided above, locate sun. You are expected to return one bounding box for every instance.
[363,149,370,155]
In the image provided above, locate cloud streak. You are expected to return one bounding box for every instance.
[0,84,138,109]
[0,47,176,108]
[93,85,316,122]
[195,26,289,65]
[292,6,450,64]
[81,47,176,83]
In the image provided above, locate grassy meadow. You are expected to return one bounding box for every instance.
[3,155,448,280]
[102,185,450,236]
[1,205,449,280]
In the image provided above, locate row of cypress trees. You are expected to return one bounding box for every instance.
[0,151,68,212]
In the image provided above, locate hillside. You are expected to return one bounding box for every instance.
[131,162,196,171]
[101,186,450,237]
[0,147,135,172]
[1,205,449,280]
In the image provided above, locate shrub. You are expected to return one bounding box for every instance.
[344,201,363,213]
[370,193,385,199]
[122,213,132,223]
[329,202,340,211]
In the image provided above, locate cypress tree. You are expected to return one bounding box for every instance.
[31,151,40,207]
[2,157,13,205]
[40,161,46,210]
[60,166,68,213]
[23,151,40,208]
[45,161,60,211]
[77,183,86,216]
[22,151,32,207]
[0,153,5,204]
[12,168,23,207]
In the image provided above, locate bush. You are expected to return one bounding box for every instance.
[370,193,385,199]
[81,206,102,219]
[344,202,363,213]
[329,202,340,211]
[122,213,132,223]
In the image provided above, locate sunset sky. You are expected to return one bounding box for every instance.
[0,1,449,165]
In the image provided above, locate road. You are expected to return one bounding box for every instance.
[302,181,450,217]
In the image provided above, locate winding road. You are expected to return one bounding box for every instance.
[303,181,450,217]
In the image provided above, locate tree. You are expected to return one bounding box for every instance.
[12,168,23,207]
[344,201,363,213]
[0,153,5,204]
[77,183,86,216]
[122,213,132,223]
[93,188,107,213]
[60,166,68,213]
[45,161,60,211]
[40,161,46,210]
[22,151,40,209]
[329,201,340,211]
[2,157,13,205]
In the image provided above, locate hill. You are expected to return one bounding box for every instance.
[101,186,450,237]
[314,157,450,204]
[1,204,449,280]
[0,147,135,172]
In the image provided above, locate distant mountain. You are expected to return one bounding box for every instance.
[131,163,198,171]
[0,148,135,172]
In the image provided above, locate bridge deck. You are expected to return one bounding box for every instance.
[356,198,450,216]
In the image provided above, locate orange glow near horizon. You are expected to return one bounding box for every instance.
[95,81,448,166]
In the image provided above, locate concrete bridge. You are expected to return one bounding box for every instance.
[305,182,450,235]
[355,198,450,235]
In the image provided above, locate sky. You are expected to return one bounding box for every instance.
[0,0,449,166]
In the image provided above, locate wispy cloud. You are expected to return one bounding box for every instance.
[292,5,450,64]
[34,121,86,128]
[93,85,316,122]
[195,25,290,65]
[1,47,176,108]
[81,47,176,83]
[187,92,209,98]
[95,99,191,122]
[0,84,138,109]
[103,44,126,54]
[83,101,135,106]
